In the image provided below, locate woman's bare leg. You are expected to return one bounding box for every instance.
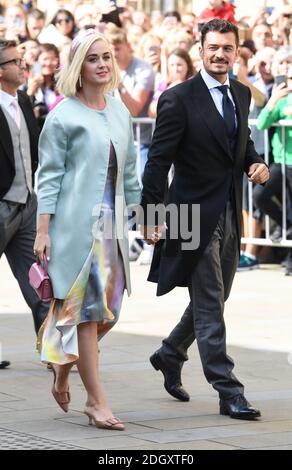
[53,362,74,392]
[76,322,117,422]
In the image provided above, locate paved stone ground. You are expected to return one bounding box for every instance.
[0,257,291,450]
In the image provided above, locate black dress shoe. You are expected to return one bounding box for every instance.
[0,360,10,369]
[150,350,190,402]
[220,395,261,420]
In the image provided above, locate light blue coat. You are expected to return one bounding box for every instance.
[37,95,141,299]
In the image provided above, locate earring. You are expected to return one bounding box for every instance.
[78,75,82,88]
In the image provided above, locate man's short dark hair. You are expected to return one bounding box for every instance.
[27,9,46,21]
[0,40,17,63]
[0,40,17,51]
[201,19,239,47]
[164,11,181,22]
[39,43,59,58]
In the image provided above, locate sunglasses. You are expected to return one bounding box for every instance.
[0,58,25,67]
[56,18,72,24]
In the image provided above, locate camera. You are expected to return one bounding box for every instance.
[198,22,206,33]
[148,45,159,54]
[274,75,287,87]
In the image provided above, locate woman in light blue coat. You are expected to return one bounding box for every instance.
[34,30,141,431]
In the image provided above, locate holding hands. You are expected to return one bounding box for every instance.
[140,223,167,245]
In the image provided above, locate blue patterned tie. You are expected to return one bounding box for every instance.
[217,85,236,138]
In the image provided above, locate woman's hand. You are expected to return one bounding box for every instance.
[267,82,289,110]
[27,75,44,96]
[33,232,51,260]
[34,214,51,260]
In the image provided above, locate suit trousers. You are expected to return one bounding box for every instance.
[162,200,244,399]
[0,193,48,334]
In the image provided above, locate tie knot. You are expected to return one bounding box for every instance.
[10,98,18,109]
[217,85,229,96]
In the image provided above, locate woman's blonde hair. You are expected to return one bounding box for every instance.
[57,30,120,97]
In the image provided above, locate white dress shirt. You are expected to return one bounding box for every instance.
[0,89,21,128]
[200,67,237,127]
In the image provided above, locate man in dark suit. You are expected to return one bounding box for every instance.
[0,39,48,368]
[140,20,269,419]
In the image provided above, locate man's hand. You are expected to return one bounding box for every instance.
[248,163,269,184]
[140,223,167,245]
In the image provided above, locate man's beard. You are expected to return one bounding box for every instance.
[211,62,229,75]
[212,70,228,75]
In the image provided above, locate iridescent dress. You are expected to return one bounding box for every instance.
[38,144,125,364]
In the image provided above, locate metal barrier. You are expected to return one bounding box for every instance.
[132,117,292,248]
[132,117,156,187]
[245,119,292,248]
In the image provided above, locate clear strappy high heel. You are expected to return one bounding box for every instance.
[51,364,71,413]
[84,408,125,431]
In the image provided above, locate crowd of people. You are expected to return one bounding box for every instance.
[0,0,291,430]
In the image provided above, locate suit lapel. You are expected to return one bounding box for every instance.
[191,74,233,160]
[17,91,32,136]
[0,106,14,165]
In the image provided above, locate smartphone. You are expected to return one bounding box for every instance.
[83,24,96,30]
[148,45,159,54]
[18,35,27,44]
[275,75,287,87]
[31,62,42,76]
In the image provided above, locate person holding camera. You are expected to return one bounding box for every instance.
[4,4,27,43]
[254,52,292,273]
[25,43,61,128]
[148,48,195,118]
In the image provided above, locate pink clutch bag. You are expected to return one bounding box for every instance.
[29,255,53,302]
